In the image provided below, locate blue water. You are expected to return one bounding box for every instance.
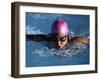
[25,12,90,67]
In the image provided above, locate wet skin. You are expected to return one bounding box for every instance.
[49,33,89,49]
[49,33,68,49]
[26,33,89,49]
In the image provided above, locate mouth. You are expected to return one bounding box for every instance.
[56,46,63,49]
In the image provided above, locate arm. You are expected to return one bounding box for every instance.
[69,36,89,44]
[26,34,48,42]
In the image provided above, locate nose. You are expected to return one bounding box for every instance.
[57,41,62,48]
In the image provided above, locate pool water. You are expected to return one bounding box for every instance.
[25,12,90,67]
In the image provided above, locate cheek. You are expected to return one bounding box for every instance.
[60,43,66,49]
[62,40,67,45]
[61,42,67,47]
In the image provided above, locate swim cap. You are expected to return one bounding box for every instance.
[51,19,69,35]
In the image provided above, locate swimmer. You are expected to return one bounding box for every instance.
[26,19,89,49]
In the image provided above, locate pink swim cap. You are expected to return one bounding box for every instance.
[51,19,69,35]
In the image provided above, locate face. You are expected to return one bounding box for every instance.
[51,33,68,49]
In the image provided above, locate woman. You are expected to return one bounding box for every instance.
[26,19,89,49]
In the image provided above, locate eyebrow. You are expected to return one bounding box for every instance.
[56,36,66,41]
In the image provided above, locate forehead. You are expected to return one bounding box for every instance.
[55,32,66,38]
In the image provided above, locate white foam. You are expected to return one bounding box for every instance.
[33,43,88,57]
[26,25,44,34]
[26,25,89,57]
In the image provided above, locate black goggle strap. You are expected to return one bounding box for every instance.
[47,33,70,42]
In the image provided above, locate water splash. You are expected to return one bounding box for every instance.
[33,43,88,57]
[26,26,89,57]
[26,25,44,34]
